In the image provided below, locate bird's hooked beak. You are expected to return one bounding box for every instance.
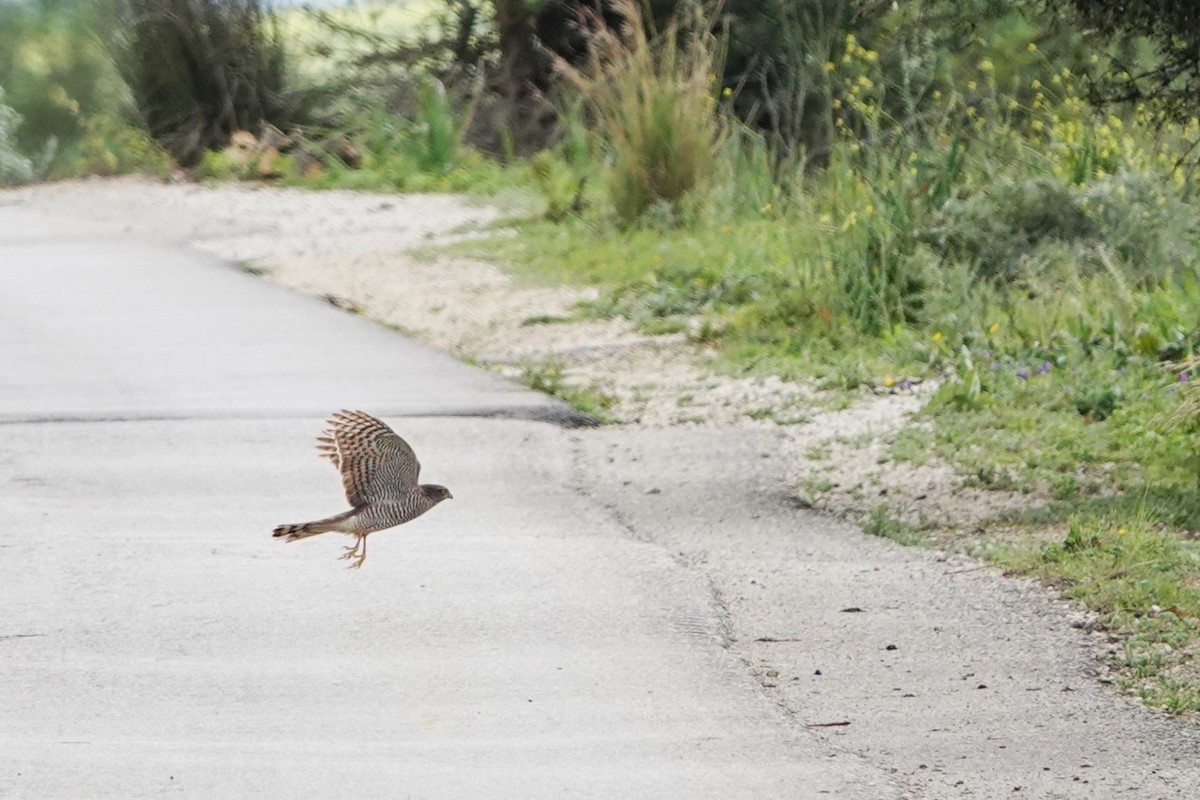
[446,490,454,500]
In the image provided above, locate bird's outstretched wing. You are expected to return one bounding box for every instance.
[315,410,421,506]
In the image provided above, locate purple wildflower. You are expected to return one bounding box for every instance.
[1016,368,1030,380]
[1038,361,1052,375]
[1182,372,1191,383]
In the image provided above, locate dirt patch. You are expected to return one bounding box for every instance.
[3,176,1022,526]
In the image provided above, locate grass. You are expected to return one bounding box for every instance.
[990,515,1200,713]
[518,360,617,423]
[444,9,1200,714]
[860,504,924,546]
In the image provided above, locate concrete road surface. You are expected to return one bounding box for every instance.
[0,208,899,797]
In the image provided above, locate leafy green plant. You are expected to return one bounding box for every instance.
[0,86,35,186]
[52,114,173,178]
[999,514,1200,713]
[923,176,1096,285]
[529,151,587,222]
[0,0,126,157]
[414,75,468,174]
[519,360,616,422]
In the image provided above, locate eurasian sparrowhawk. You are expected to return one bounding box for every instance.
[272,410,452,568]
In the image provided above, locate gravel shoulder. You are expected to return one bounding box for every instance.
[6,176,1199,798]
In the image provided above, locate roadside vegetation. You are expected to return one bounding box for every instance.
[3,0,1200,713]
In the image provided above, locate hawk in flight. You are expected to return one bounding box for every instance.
[273,410,452,568]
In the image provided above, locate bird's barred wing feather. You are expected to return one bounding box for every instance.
[315,410,421,506]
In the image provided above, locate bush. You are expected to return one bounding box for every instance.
[1078,172,1200,286]
[924,170,1200,289]
[0,87,35,186]
[110,0,309,166]
[0,0,127,157]
[555,0,724,225]
[52,114,173,178]
[923,176,1096,284]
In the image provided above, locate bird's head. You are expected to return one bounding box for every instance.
[421,484,453,504]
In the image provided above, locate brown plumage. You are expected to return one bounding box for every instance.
[272,410,452,568]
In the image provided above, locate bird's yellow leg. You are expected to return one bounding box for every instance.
[339,535,367,569]
[339,535,363,562]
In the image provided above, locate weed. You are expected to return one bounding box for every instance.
[996,514,1200,713]
[519,360,616,423]
[797,476,836,502]
[861,504,922,545]
[0,87,35,185]
[111,0,311,166]
[555,0,724,225]
[805,445,831,461]
[54,115,173,179]
[520,314,573,327]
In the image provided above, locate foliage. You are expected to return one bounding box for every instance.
[51,114,173,178]
[519,360,616,422]
[1065,0,1200,120]
[109,0,311,166]
[0,86,35,185]
[923,177,1094,285]
[554,0,724,225]
[721,0,850,163]
[0,0,127,156]
[996,514,1200,713]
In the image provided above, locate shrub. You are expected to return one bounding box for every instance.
[110,0,309,166]
[923,176,1097,284]
[52,114,174,178]
[925,169,1200,289]
[0,0,126,156]
[1077,172,1200,286]
[555,0,724,225]
[0,87,35,186]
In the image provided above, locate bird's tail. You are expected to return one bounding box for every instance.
[272,510,355,542]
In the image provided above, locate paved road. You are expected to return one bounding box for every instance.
[0,208,897,798]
